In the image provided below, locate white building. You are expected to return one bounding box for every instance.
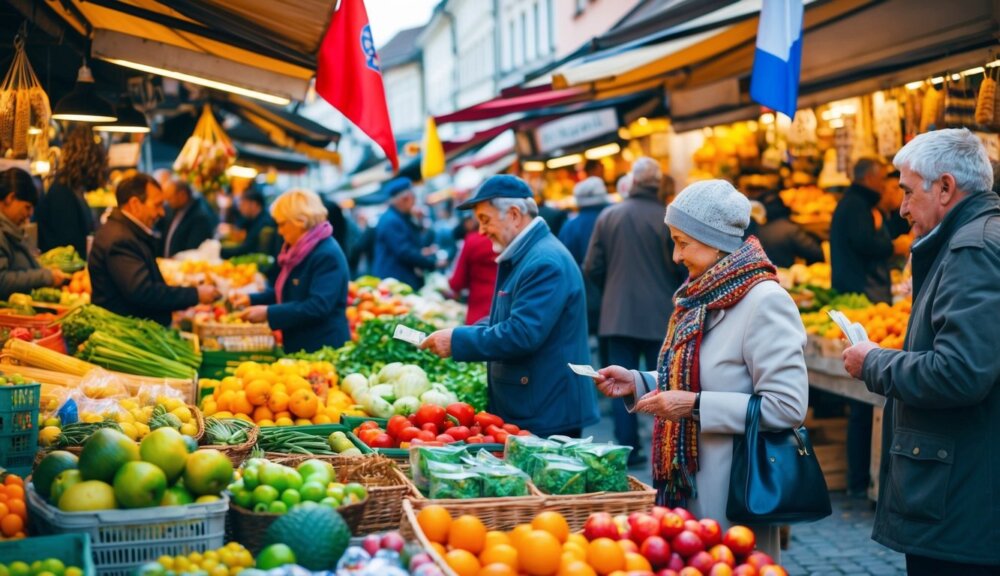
[381,26,427,136]
[497,0,554,89]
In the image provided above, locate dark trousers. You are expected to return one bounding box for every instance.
[605,336,662,451]
[906,554,1000,575]
[847,399,872,494]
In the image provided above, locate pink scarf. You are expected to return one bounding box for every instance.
[275,221,332,303]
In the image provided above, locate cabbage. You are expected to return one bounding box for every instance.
[420,384,458,407]
[341,373,369,397]
[392,396,421,416]
[377,362,406,383]
[392,366,431,399]
[369,384,396,403]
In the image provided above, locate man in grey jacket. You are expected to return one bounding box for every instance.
[843,128,1000,575]
[584,158,686,463]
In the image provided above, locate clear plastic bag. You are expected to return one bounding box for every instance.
[475,463,529,498]
[568,442,632,492]
[77,369,129,400]
[428,470,482,500]
[409,444,469,492]
[530,454,589,495]
[504,435,561,475]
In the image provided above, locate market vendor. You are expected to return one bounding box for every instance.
[161,178,219,257]
[420,175,599,438]
[0,168,68,299]
[230,189,349,354]
[88,173,219,325]
[220,187,280,259]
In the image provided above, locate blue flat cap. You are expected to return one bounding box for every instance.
[384,177,413,198]
[456,175,533,210]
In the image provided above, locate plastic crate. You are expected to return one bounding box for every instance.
[0,382,40,477]
[0,533,96,576]
[26,483,228,576]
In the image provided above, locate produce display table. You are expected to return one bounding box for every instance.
[805,353,885,501]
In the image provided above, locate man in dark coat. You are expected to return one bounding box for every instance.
[89,174,218,325]
[757,191,825,267]
[221,188,280,259]
[584,158,686,462]
[559,176,611,347]
[372,178,440,289]
[843,129,1000,575]
[161,179,218,257]
[421,175,599,437]
[830,156,893,498]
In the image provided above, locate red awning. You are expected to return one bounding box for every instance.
[433,87,588,125]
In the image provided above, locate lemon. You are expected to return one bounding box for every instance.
[188,552,203,565]
[39,425,62,447]
[180,422,198,436]
[173,557,190,572]
[44,416,62,427]
[64,568,82,576]
[170,406,193,423]
[157,556,174,570]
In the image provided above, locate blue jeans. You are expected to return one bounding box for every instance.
[605,336,662,452]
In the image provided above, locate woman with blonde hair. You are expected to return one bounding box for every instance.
[231,189,349,353]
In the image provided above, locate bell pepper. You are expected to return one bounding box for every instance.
[446,402,476,427]
[444,426,471,442]
[474,411,504,429]
[415,404,447,431]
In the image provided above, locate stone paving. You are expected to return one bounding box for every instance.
[583,397,908,576]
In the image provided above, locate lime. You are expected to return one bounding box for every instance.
[344,482,367,501]
[268,500,288,514]
[64,568,82,576]
[135,564,165,576]
[41,559,65,576]
[299,481,325,502]
[325,484,345,501]
[256,544,296,570]
[282,468,303,491]
[319,496,338,509]
[0,563,8,576]
[252,485,279,506]
[8,562,29,576]
[280,489,301,508]
[195,495,220,503]
[37,571,57,576]
[31,561,43,574]
[232,489,254,509]
[241,466,259,490]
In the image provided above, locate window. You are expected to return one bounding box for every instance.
[534,1,544,59]
[519,10,527,66]
[508,20,515,71]
[576,0,586,15]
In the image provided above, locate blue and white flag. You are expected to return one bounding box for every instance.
[750,0,804,119]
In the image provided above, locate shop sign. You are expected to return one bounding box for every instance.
[535,109,618,154]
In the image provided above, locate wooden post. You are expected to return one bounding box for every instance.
[868,405,883,502]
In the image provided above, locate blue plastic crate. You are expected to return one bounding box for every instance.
[0,383,40,477]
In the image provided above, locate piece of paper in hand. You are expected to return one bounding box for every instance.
[827,310,869,346]
[393,324,427,346]
[568,363,601,377]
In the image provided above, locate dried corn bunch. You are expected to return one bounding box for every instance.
[919,85,942,133]
[0,36,51,159]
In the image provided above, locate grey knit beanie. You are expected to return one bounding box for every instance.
[665,179,750,253]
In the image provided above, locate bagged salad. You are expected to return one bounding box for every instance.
[504,435,561,475]
[410,444,469,492]
[530,453,588,495]
[567,442,632,492]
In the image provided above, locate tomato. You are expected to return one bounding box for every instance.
[486,425,504,438]
[369,433,394,449]
[358,421,381,431]
[493,430,510,444]
[436,434,457,444]
[516,430,532,436]
[445,402,475,427]
[415,404,447,431]
[387,415,410,438]
[443,426,470,441]
[358,428,383,446]
[465,435,485,444]
[474,411,504,429]
[502,423,520,434]
[407,414,419,426]
[483,435,495,443]
[397,426,421,443]
[415,430,436,442]
[421,422,439,434]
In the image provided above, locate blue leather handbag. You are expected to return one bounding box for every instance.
[726,395,833,525]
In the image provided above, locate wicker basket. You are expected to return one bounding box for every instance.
[38,404,204,458]
[228,497,368,555]
[200,424,259,468]
[195,320,274,352]
[399,500,457,576]
[406,489,545,532]
[533,476,656,531]
[335,455,418,534]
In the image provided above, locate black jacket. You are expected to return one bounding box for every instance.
[37,182,94,257]
[830,184,894,303]
[0,212,53,299]
[221,211,280,259]
[163,196,218,257]
[758,201,824,268]
[89,210,198,326]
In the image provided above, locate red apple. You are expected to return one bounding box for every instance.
[679,568,704,576]
[673,507,696,522]
[640,536,672,569]
[660,512,686,539]
[667,552,686,572]
[687,550,717,574]
[684,519,703,534]
[629,513,662,545]
[615,514,631,536]
[651,506,671,521]
[361,534,381,556]
[698,519,723,547]
[745,552,774,570]
[619,539,640,554]
[670,530,704,558]
[656,571,680,576]
[584,512,621,541]
[722,526,756,557]
[709,544,736,567]
[733,565,758,576]
[758,567,787,576]
[709,564,734,576]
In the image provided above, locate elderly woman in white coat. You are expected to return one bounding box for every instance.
[594,179,808,560]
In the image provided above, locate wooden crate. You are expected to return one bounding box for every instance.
[813,442,847,491]
[869,405,884,501]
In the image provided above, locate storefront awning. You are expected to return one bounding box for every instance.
[434,87,589,125]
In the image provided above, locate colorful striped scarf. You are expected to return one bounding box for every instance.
[653,236,777,506]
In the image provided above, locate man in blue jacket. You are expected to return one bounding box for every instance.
[421,175,599,437]
[372,177,440,289]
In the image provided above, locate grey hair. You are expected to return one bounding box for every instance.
[574,176,606,198]
[632,157,662,188]
[491,197,538,219]
[893,128,993,193]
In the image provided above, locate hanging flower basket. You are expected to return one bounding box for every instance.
[173,104,237,198]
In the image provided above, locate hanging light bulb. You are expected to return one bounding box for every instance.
[53,61,117,123]
[95,103,149,133]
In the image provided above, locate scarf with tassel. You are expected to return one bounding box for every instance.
[653,236,777,506]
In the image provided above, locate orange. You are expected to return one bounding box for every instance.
[0,502,8,517]
[587,538,625,575]
[559,560,597,576]
[5,475,23,486]
[508,523,534,548]
[484,531,512,549]
[515,530,561,576]
[444,549,481,576]
[624,552,652,571]
[566,534,589,549]
[252,406,274,423]
[312,414,332,424]
[562,542,587,561]
[215,390,235,412]
[429,542,447,557]
[245,380,271,406]
[230,391,254,415]
[417,505,453,544]
[479,543,517,570]
[1,513,24,537]
[532,511,570,543]
[6,499,25,519]
[267,391,290,414]
[478,563,517,576]
[449,515,488,554]
[288,390,318,419]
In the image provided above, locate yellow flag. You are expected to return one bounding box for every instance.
[421,116,445,180]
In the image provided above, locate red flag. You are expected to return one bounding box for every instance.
[316,0,398,170]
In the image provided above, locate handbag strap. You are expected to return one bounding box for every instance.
[744,395,810,456]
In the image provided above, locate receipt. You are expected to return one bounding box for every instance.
[568,363,601,377]
[393,324,427,346]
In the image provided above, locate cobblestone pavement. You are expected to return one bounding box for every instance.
[583,397,907,576]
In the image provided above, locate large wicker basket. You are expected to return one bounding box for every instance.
[532,475,656,531]
[228,496,368,555]
[200,424,259,468]
[405,489,545,532]
[399,500,457,576]
[335,455,417,534]
[194,320,274,352]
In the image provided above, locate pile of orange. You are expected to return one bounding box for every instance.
[414,507,651,576]
[200,360,365,427]
[0,474,27,540]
